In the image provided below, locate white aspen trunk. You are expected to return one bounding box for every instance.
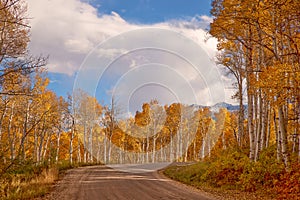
[77,141,81,163]
[69,122,74,164]
[265,107,271,148]
[278,106,290,169]
[42,133,51,162]
[89,127,93,163]
[83,123,87,163]
[208,135,211,158]
[246,23,255,161]
[292,134,297,153]
[170,134,173,161]
[261,103,268,149]
[255,93,263,162]
[274,110,281,161]
[7,104,15,162]
[34,127,38,163]
[248,94,255,161]
[176,128,180,160]
[184,125,190,162]
[141,140,145,163]
[201,138,206,160]
[104,133,107,164]
[160,137,163,162]
[152,136,156,163]
[179,128,183,161]
[146,128,149,163]
[108,136,112,163]
[119,145,122,164]
[56,132,61,163]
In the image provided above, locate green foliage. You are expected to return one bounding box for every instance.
[239,148,285,192]
[202,148,249,189]
[164,147,300,199]
[164,162,209,187]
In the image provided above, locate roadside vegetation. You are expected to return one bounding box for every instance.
[164,148,300,200]
[0,161,102,200]
[164,1,300,199]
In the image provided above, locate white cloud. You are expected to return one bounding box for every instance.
[27,0,236,107]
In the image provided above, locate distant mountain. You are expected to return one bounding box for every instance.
[190,102,244,113]
[210,102,240,113]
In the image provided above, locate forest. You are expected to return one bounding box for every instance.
[166,0,300,199]
[0,0,300,199]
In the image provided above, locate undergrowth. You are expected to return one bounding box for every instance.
[164,148,300,200]
[0,161,102,200]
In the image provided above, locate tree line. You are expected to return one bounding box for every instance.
[210,0,300,169]
[1,0,299,176]
[0,0,231,172]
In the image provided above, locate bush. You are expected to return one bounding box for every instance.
[238,147,285,192]
[201,148,249,189]
[274,162,300,200]
[164,147,300,199]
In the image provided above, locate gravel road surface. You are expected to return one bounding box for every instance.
[46,165,215,200]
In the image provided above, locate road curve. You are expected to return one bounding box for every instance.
[46,165,215,200]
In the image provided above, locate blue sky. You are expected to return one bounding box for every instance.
[27,0,233,111]
[43,0,213,100]
[93,0,211,24]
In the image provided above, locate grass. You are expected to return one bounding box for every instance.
[163,162,276,200]
[164,147,300,200]
[0,167,58,200]
[0,161,102,200]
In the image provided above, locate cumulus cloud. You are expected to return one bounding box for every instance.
[27,0,138,74]
[27,0,235,109]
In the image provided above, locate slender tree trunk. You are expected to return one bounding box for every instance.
[108,135,111,163]
[146,128,149,163]
[77,140,81,163]
[69,120,75,164]
[274,109,281,161]
[21,103,30,161]
[56,132,61,163]
[278,106,290,169]
[265,107,271,148]
[83,123,87,163]
[248,94,255,161]
[238,80,244,147]
[42,132,51,162]
[89,127,93,162]
[170,132,173,161]
[7,104,15,162]
[201,137,206,159]
[104,132,107,164]
[152,136,156,163]
[255,93,263,162]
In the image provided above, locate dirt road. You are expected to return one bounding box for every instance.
[46,165,215,200]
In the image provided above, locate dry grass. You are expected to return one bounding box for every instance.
[0,167,59,200]
[0,161,102,200]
